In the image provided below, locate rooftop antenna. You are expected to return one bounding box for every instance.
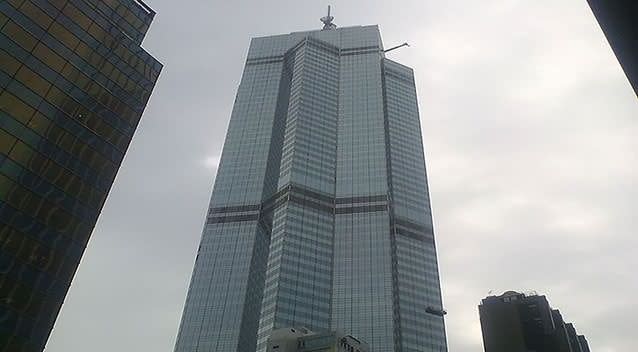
[320,6,337,30]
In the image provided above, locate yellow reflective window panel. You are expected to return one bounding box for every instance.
[0,91,35,124]
[19,0,54,29]
[0,49,22,76]
[15,65,51,97]
[2,21,37,52]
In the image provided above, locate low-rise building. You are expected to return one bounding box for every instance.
[267,328,369,352]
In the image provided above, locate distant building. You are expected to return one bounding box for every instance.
[587,0,638,96]
[565,323,592,352]
[577,335,591,352]
[267,328,369,352]
[479,291,591,352]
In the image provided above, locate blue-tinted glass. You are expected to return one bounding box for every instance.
[175,25,447,352]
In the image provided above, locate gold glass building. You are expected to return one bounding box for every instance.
[0,0,161,351]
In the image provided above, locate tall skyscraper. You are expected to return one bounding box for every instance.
[0,0,161,351]
[479,291,590,352]
[174,15,446,352]
[587,0,638,96]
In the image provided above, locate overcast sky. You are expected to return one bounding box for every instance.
[44,0,637,351]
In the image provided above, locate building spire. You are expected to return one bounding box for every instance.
[320,5,337,30]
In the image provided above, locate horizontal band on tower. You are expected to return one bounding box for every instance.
[206,185,434,243]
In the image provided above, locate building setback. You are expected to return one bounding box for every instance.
[587,0,638,96]
[173,18,447,352]
[0,0,161,351]
[479,291,591,352]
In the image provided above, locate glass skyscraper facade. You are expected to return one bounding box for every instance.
[174,24,446,352]
[0,1,161,351]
